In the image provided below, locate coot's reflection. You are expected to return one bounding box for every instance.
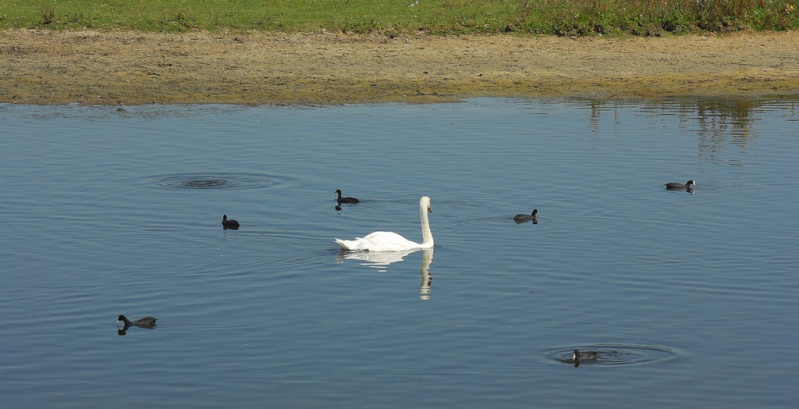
[117,323,157,336]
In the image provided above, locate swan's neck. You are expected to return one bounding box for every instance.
[420,202,434,247]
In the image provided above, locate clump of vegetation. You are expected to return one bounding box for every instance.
[1,0,796,36]
[512,0,798,36]
[39,6,55,25]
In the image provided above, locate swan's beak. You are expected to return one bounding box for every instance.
[427,205,432,213]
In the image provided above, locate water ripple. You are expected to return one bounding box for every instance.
[153,173,277,190]
[549,344,678,367]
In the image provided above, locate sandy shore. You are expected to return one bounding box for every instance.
[1,29,798,105]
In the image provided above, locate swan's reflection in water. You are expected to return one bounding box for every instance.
[337,248,434,300]
[418,249,433,300]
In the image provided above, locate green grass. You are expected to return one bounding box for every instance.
[0,0,796,36]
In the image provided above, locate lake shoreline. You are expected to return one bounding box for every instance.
[2,29,798,105]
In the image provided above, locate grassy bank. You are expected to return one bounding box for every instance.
[0,0,796,36]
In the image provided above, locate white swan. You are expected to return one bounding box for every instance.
[335,196,434,252]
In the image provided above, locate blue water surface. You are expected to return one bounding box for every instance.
[0,98,797,408]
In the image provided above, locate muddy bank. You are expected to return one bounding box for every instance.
[1,29,798,105]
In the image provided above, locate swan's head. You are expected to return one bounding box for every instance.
[686,180,696,187]
[421,196,432,213]
[335,189,343,195]
[532,209,538,218]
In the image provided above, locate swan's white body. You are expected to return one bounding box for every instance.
[335,196,434,252]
